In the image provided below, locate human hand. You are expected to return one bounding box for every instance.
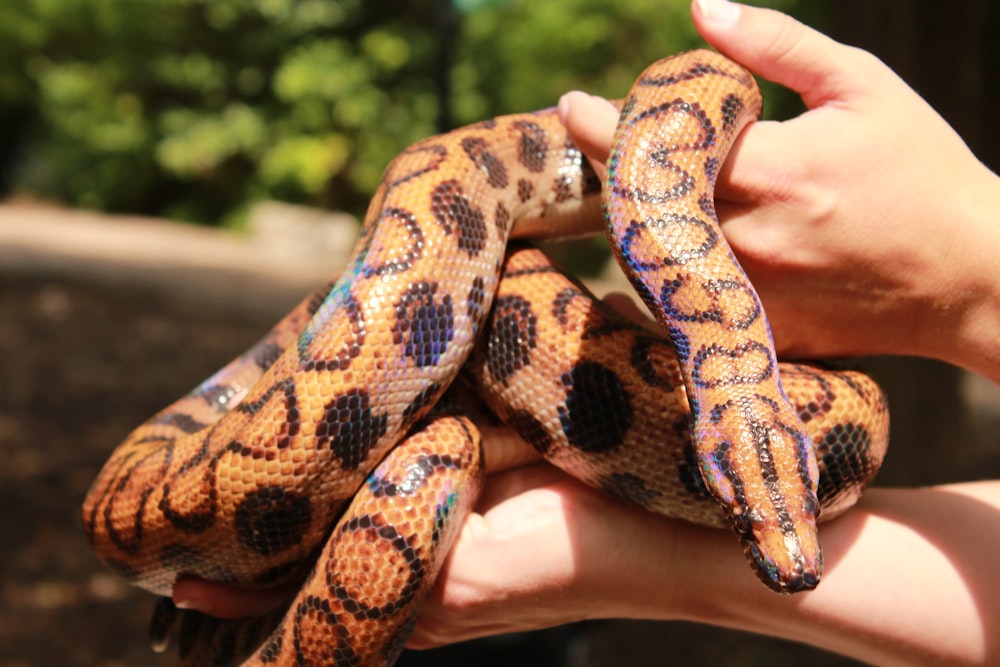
[167,3,1000,660]
[561,0,1000,382]
[168,445,686,647]
[406,462,687,648]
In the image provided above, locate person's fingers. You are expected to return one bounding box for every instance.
[408,468,608,649]
[172,576,296,619]
[477,462,570,513]
[691,0,872,108]
[690,0,886,217]
[479,424,543,475]
[167,460,556,621]
[711,118,805,211]
[558,91,618,175]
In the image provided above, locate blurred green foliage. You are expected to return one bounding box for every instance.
[0,0,796,226]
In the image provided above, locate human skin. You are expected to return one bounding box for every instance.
[174,1,1000,664]
[564,2,1000,386]
[402,5,1000,664]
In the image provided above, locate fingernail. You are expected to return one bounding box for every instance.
[172,592,200,611]
[557,92,573,122]
[696,0,741,25]
[172,598,194,610]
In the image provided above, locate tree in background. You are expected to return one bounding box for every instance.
[0,0,794,226]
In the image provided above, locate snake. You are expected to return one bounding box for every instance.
[82,50,889,666]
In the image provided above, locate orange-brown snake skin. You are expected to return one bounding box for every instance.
[83,51,889,666]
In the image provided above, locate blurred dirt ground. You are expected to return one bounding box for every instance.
[2,202,998,666]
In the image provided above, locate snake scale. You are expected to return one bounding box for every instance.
[83,50,889,666]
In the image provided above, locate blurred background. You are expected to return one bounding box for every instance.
[2,0,999,665]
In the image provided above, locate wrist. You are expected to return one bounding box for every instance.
[659,485,1000,666]
[924,168,1000,382]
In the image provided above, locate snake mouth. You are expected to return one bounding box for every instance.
[745,539,822,593]
[736,514,823,594]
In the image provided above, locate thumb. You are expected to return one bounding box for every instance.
[691,0,870,109]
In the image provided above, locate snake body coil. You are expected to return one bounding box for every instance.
[83,51,889,666]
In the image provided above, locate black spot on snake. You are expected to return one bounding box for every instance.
[697,193,716,219]
[318,388,389,470]
[553,175,573,203]
[709,439,749,519]
[720,92,744,133]
[678,434,708,496]
[581,158,602,195]
[704,156,720,182]
[254,559,303,586]
[668,324,691,362]
[601,472,662,507]
[461,136,508,189]
[513,120,548,172]
[641,58,752,91]
[234,486,313,556]
[258,632,282,663]
[401,383,442,422]
[253,341,284,371]
[816,422,873,504]
[485,294,537,386]
[393,282,455,369]
[430,179,489,257]
[422,452,463,471]
[467,275,488,333]
[558,361,633,454]
[661,276,717,325]
[494,200,511,235]
[151,411,207,435]
[305,281,334,316]
[506,409,554,455]
[367,455,435,498]
[517,178,534,203]
[276,380,300,448]
[629,337,675,390]
[157,543,214,576]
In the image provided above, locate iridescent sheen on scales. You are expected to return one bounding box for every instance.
[83,51,889,667]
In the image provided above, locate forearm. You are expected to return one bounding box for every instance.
[413,471,1000,666]
[937,171,1000,385]
[631,481,1000,666]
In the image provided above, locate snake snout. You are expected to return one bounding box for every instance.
[740,514,823,594]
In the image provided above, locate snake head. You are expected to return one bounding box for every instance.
[703,452,823,592]
[732,501,823,594]
[696,402,824,594]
